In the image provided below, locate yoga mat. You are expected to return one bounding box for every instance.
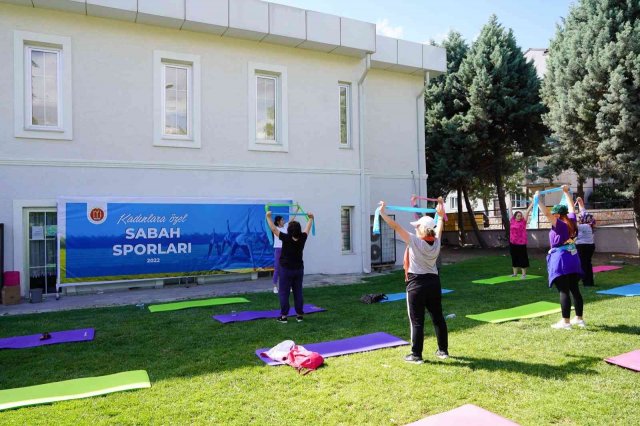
[406,404,520,426]
[466,301,561,323]
[381,290,453,303]
[593,265,623,273]
[597,283,640,297]
[472,275,542,285]
[212,304,326,323]
[0,328,95,350]
[605,349,640,372]
[0,370,151,411]
[256,332,408,365]
[148,297,249,313]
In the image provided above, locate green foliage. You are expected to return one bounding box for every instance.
[589,182,632,208]
[0,256,639,425]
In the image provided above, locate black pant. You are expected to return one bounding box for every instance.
[278,267,304,316]
[553,273,583,318]
[406,273,448,357]
[577,244,595,286]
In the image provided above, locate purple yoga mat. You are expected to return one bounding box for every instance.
[406,404,520,426]
[213,304,326,324]
[593,265,623,273]
[0,328,95,350]
[605,349,640,372]
[256,332,408,365]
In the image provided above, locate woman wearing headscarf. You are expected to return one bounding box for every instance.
[575,197,596,287]
[535,185,585,329]
[379,198,448,363]
[509,202,533,279]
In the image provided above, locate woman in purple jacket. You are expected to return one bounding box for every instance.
[535,185,585,329]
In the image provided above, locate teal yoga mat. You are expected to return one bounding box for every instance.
[472,275,542,285]
[148,297,249,313]
[0,370,150,411]
[466,301,562,323]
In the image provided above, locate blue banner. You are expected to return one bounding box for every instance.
[58,198,289,285]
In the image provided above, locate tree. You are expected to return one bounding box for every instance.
[457,15,547,239]
[543,0,640,250]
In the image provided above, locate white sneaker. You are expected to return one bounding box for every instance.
[521,274,527,280]
[511,274,517,277]
[551,320,572,330]
[570,318,586,328]
[273,286,278,294]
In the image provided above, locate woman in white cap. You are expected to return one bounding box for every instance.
[378,198,448,363]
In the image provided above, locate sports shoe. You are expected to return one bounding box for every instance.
[276,316,288,324]
[273,286,278,294]
[511,274,517,277]
[551,320,571,329]
[435,350,449,359]
[296,315,304,323]
[404,354,423,364]
[570,318,586,328]
[521,274,527,279]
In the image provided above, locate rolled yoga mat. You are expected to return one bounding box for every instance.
[466,301,562,323]
[605,349,640,372]
[472,275,542,285]
[148,297,250,313]
[593,265,623,273]
[0,328,95,350]
[406,404,520,426]
[212,304,326,323]
[597,283,640,297]
[256,332,408,365]
[381,290,453,303]
[0,370,151,411]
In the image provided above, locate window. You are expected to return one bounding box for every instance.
[248,63,288,152]
[338,83,351,147]
[153,51,201,148]
[449,197,458,209]
[510,193,527,208]
[14,31,72,140]
[341,207,353,253]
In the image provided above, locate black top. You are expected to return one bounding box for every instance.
[279,232,308,270]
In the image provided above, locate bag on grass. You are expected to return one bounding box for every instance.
[360,293,388,304]
[285,345,324,375]
[260,340,295,362]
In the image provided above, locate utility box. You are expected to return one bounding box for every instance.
[2,286,21,305]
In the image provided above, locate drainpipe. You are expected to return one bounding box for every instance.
[358,54,371,274]
[415,71,429,199]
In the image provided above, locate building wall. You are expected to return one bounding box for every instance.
[0,4,426,291]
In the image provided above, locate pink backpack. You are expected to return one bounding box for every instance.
[285,345,324,375]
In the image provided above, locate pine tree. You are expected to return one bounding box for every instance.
[543,0,640,250]
[458,15,547,238]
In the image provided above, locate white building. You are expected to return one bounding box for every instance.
[0,0,446,297]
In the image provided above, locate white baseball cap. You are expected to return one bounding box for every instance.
[410,216,436,229]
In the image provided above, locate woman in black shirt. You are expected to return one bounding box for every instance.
[266,211,314,323]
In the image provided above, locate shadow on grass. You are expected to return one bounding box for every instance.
[433,354,601,379]
[591,324,640,336]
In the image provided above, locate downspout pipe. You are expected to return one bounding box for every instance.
[358,54,371,274]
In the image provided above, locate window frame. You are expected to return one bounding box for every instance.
[14,31,72,140]
[153,50,201,149]
[338,82,352,148]
[510,193,527,209]
[255,73,279,143]
[247,62,288,152]
[340,206,354,254]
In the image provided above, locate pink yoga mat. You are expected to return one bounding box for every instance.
[0,328,95,350]
[593,265,623,273]
[406,404,520,426]
[605,349,640,372]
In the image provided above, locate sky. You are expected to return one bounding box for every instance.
[271,0,576,50]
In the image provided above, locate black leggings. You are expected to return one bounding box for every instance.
[406,273,448,356]
[553,273,583,318]
[577,244,595,286]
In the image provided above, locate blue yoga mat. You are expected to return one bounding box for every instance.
[381,289,453,303]
[597,283,640,297]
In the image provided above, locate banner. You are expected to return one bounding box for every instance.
[57,197,289,286]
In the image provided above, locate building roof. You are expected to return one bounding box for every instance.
[3,0,446,76]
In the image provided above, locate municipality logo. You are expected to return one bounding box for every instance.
[87,203,108,225]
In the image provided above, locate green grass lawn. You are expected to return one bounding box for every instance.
[1,255,639,425]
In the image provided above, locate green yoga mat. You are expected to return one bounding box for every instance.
[148,297,250,313]
[0,370,150,411]
[472,274,542,285]
[466,301,562,323]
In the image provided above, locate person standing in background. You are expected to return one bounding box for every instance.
[575,197,596,287]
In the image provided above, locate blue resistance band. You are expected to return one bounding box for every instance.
[264,205,315,245]
[530,187,572,229]
[372,206,438,235]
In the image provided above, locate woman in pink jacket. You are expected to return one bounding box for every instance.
[509,202,533,279]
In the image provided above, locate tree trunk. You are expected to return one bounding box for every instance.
[482,195,490,218]
[457,186,465,246]
[633,182,640,255]
[577,173,585,200]
[463,186,487,248]
[494,160,510,240]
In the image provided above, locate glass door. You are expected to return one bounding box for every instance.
[26,209,58,295]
